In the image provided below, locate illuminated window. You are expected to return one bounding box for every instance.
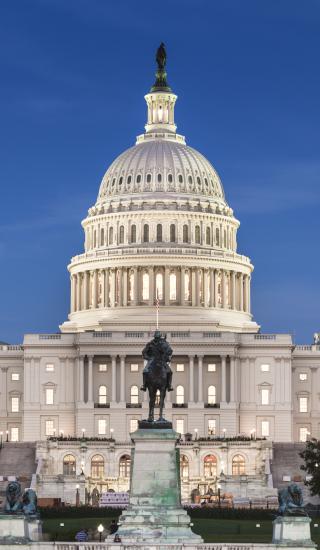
[119,455,131,477]
[99,364,107,372]
[208,364,216,372]
[130,419,138,433]
[176,419,184,434]
[299,373,308,381]
[176,364,184,372]
[45,420,54,436]
[156,224,162,242]
[180,455,189,478]
[10,427,19,442]
[46,364,54,372]
[170,272,177,300]
[99,385,108,405]
[130,385,139,404]
[156,272,163,300]
[63,455,76,476]
[261,388,270,405]
[176,385,184,404]
[195,225,200,244]
[142,272,149,300]
[119,225,124,244]
[261,364,270,372]
[46,388,54,405]
[98,419,107,435]
[183,225,188,243]
[261,420,270,437]
[299,427,309,442]
[131,224,136,243]
[11,373,20,381]
[299,397,308,413]
[130,364,139,372]
[143,224,149,243]
[204,455,217,477]
[91,454,104,478]
[184,271,190,301]
[232,455,246,475]
[208,419,216,435]
[170,224,176,242]
[208,385,216,405]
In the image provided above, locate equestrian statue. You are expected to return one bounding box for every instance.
[141,330,173,423]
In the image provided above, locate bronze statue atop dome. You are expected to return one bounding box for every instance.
[156,42,166,70]
[151,42,171,92]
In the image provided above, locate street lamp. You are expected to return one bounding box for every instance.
[81,428,86,439]
[217,483,221,509]
[97,523,104,542]
[6,430,9,442]
[60,429,64,438]
[0,431,3,449]
[194,428,198,441]
[222,428,226,439]
[110,428,114,440]
[76,484,80,507]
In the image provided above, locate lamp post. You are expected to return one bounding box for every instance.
[60,429,64,439]
[110,428,114,440]
[222,428,226,439]
[194,428,198,441]
[97,523,104,542]
[217,483,221,509]
[6,430,9,443]
[76,484,80,507]
[81,428,86,440]
[0,431,3,450]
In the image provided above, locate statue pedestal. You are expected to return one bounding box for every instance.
[0,514,42,543]
[116,427,202,543]
[272,516,316,547]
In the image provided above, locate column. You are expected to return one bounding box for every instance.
[111,356,117,402]
[198,356,203,402]
[221,355,226,403]
[88,355,93,403]
[209,269,214,307]
[110,268,116,307]
[104,268,109,307]
[78,356,84,403]
[191,268,196,306]
[148,267,154,306]
[71,275,76,313]
[243,275,248,312]
[120,355,125,403]
[76,273,82,311]
[221,270,226,309]
[248,276,251,313]
[230,356,235,402]
[203,270,209,307]
[195,269,201,306]
[164,266,170,306]
[133,267,138,306]
[92,270,98,308]
[189,356,194,403]
[99,270,104,308]
[231,271,236,310]
[180,267,185,305]
[122,268,128,307]
[239,274,244,311]
[118,268,123,306]
[214,269,219,307]
[83,271,89,310]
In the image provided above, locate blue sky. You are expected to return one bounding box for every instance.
[0,0,319,343]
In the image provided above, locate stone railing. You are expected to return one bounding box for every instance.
[0,344,23,351]
[30,543,281,550]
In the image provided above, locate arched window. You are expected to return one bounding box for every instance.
[91,454,104,478]
[195,225,200,244]
[188,175,193,186]
[168,173,173,183]
[183,225,188,243]
[143,224,149,243]
[178,174,183,184]
[184,271,190,301]
[130,385,139,405]
[131,224,136,243]
[129,271,134,302]
[142,272,149,300]
[119,455,131,478]
[99,385,108,405]
[157,173,162,182]
[127,175,132,186]
[109,227,113,245]
[63,454,76,476]
[146,173,152,183]
[197,176,201,188]
[208,385,216,405]
[170,272,177,301]
[206,227,211,245]
[137,174,141,183]
[156,272,163,300]
[180,455,189,479]
[232,455,246,475]
[176,385,184,405]
[100,228,104,246]
[119,176,123,187]
[119,225,124,244]
[157,224,163,242]
[215,228,219,245]
[204,455,217,478]
[170,224,176,243]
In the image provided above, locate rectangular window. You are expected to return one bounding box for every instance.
[11,373,20,381]
[208,364,216,372]
[208,419,216,436]
[46,388,54,405]
[11,397,19,412]
[261,388,270,405]
[299,373,307,381]
[176,364,184,372]
[45,420,54,436]
[299,427,309,442]
[130,419,138,433]
[46,364,54,372]
[99,364,107,372]
[261,364,270,372]
[130,364,139,372]
[261,420,269,437]
[299,397,308,413]
[98,419,107,435]
[176,419,185,435]
[10,427,19,442]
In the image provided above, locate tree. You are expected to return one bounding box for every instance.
[300,438,320,496]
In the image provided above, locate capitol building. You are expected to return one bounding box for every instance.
[0,47,319,506]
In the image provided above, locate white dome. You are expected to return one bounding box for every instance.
[97,139,226,203]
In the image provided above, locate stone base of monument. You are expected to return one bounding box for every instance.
[115,427,202,543]
[272,516,316,547]
[0,514,42,543]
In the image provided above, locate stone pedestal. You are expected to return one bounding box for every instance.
[272,516,316,547]
[116,428,202,543]
[0,514,42,543]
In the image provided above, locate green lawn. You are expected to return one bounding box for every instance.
[43,517,320,545]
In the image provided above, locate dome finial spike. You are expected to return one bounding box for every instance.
[151,42,171,92]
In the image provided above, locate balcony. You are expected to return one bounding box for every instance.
[94,403,110,408]
[204,403,220,408]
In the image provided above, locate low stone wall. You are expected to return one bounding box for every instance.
[4,543,315,550]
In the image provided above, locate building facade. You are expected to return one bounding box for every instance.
[0,52,319,504]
